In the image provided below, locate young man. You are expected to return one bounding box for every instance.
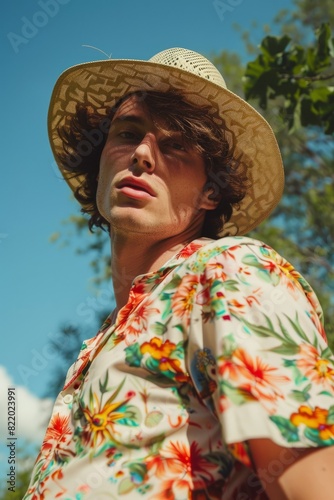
[24,48,334,499]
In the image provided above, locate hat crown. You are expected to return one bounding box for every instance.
[149,48,227,89]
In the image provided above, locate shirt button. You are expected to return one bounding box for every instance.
[63,394,73,404]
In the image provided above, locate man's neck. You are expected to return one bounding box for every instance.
[109,230,200,310]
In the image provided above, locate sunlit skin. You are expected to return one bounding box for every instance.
[96,95,217,309]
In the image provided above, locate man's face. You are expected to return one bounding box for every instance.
[96,95,215,240]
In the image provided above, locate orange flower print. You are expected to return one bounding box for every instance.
[147,441,217,499]
[297,344,334,390]
[117,285,147,325]
[117,296,160,344]
[41,413,74,465]
[204,261,227,281]
[269,252,306,299]
[171,274,199,319]
[141,337,176,360]
[218,357,242,382]
[139,337,190,383]
[140,337,185,376]
[126,300,160,344]
[228,442,252,468]
[221,348,290,410]
[291,406,334,443]
[228,299,246,312]
[176,242,203,259]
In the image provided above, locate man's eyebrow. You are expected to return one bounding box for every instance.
[110,115,144,127]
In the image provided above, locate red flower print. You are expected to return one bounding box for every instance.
[175,242,203,259]
[40,413,75,468]
[172,274,199,318]
[147,441,216,499]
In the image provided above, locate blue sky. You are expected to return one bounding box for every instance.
[0,0,293,470]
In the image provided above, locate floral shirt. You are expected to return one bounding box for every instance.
[24,236,334,500]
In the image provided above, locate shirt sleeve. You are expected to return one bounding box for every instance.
[188,238,334,467]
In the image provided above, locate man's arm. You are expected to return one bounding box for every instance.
[248,438,334,499]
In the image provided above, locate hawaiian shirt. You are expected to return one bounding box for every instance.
[24,236,334,500]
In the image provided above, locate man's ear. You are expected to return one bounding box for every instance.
[199,187,221,211]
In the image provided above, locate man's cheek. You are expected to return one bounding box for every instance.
[96,177,112,221]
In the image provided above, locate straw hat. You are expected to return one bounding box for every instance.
[48,47,284,236]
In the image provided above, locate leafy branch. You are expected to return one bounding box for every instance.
[244,23,334,134]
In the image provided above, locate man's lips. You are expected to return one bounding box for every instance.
[116,177,156,197]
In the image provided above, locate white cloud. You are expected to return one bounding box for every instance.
[0,365,53,444]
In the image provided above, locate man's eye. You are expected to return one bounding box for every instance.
[119,131,137,139]
[169,141,185,151]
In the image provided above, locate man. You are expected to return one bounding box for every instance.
[24,48,334,499]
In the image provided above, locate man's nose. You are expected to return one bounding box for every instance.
[131,134,156,172]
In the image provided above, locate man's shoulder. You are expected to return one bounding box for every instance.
[175,235,280,274]
[193,235,274,259]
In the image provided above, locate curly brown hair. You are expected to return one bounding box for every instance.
[57,90,248,238]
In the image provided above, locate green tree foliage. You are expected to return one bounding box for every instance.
[244,23,334,133]
[274,0,334,34]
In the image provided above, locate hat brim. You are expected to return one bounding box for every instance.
[48,58,284,236]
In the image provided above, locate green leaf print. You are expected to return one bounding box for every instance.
[211,279,239,292]
[283,359,307,385]
[89,386,94,408]
[319,390,334,397]
[270,344,300,356]
[163,274,182,290]
[206,451,233,477]
[118,476,135,495]
[220,380,256,405]
[145,356,160,372]
[241,254,263,267]
[240,314,302,353]
[150,434,165,454]
[284,313,310,344]
[128,462,148,482]
[174,323,186,334]
[289,384,311,403]
[125,343,142,367]
[321,346,334,360]
[277,316,295,344]
[238,316,276,339]
[256,268,280,285]
[222,335,238,356]
[210,295,228,317]
[104,378,126,407]
[304,427,325,445]
[118,405,142,426]
[145,410,164,428]
[173,339,186,358]
[160,293,172,320]
[269,416,300,443]
[223,279,240,291]
[327,405,334,425]
[99,371,109,394]
[151,321,168,336]
[73,406,84,420]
